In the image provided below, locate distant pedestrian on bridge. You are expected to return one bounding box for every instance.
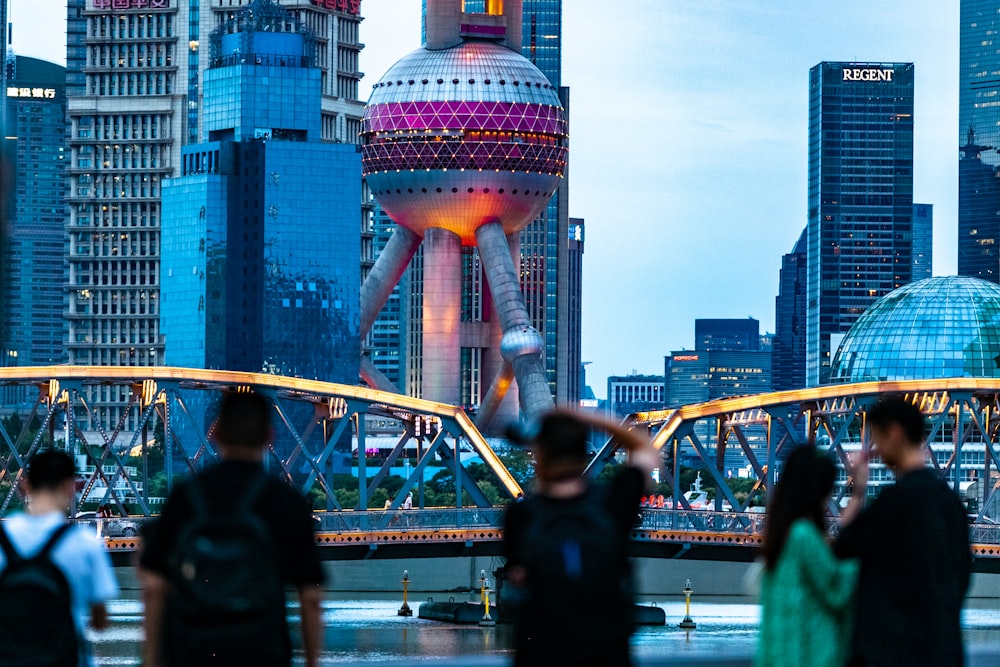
[139,391,325,667]
[835,395,972,667]
[503,409,658,667]
[755,445,858,667]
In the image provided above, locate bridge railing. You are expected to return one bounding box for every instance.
[313,507,505,532]
[635,508,763,535]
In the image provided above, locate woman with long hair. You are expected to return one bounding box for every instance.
[755,445,858,667]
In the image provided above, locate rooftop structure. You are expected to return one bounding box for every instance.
[829,276,1000,382]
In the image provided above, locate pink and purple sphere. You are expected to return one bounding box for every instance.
[361,40,568,245]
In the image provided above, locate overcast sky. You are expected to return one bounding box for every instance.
[13,0,960,398]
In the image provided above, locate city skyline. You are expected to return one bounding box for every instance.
[12,0,961,398]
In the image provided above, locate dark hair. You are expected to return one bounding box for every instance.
[508,412,591,481]
[761,445,836,571]
[213,391,273,449]
[867,395,926,446]
[26,450,77,491]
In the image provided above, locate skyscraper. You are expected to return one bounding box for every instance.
[806,62,915,386]
[1,57,67,368]
[772,228,807,391]
[665,319,772,408]
[64,0,364,425]
[695,318,760,352]
[160,0,360,384]
[959,1,1000,281]
[912,203,933,281]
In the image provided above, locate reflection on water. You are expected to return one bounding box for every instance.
[88,596,1000,665]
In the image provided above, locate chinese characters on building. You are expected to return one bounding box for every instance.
[6,87,57,99]
[310,0,361,14]
[90,0,169,10]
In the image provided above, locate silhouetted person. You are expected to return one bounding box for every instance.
[835,396,971,666]
[0,450,118,667]
[139,392,324,667]
[755,445,857,667]
[503,409,658,667]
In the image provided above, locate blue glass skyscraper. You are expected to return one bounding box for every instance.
[1,57,67,368]
[806,62,915,386]
[161,0,360,383]
[959,1,1000,281]
[772,229,807,391]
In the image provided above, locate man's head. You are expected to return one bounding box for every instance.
[867,396,926,470]
[525,412,591,482]
[213,391,274,454]
[23,450,77,513]
[26,450,76,492]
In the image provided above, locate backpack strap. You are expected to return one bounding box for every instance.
[0,522,74,564]
[0,522,20,563]
[36,524,75,561]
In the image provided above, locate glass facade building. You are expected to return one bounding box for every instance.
[664,319,772,407]
[829,277,1000,382]
[64,0,364,426]
[959,1,1000,282]
[806,62,915,386]
[664,350,772,408]
[772,229,808,391]
[912,203,933,281]
[368,207,408,388]
[161,1,360,384]
[1,57,68,368]
[695,318,760,352]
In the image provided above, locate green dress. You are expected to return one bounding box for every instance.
[755,519,858,667]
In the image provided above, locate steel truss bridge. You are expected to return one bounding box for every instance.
[1,369,1000,569]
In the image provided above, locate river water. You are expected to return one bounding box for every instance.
[89,594,1000,665]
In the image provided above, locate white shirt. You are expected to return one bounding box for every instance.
[0,511,120,667]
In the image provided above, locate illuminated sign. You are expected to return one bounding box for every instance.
[310,0,361,14]
[6,87,57,99]
[673,355,699,362]
[841,67,893,82]
[90,0,169,9]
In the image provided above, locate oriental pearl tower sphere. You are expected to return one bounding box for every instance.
[359,0,566,424]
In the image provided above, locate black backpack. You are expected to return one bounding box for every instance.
[0,523,79,667]
[518,485,633,626]
[166,473,287,663]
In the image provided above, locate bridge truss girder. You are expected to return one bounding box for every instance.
[588,380,1000,524]
[0,367,523,518]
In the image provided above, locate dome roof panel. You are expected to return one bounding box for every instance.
[829,276,1000,383]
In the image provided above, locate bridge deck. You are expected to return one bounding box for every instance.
[94,508,1000,571]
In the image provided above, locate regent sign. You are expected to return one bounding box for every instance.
[842,67,894,82]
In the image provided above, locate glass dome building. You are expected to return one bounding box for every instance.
[829,276,1000,383]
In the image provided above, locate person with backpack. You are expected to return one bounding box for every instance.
[0,449,119,667]
[139,391,324,667]
[503,409,658,667]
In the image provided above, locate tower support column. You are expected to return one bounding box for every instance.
[422,228,463,405]
[476,221,553,418]
[360,226,423,339]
